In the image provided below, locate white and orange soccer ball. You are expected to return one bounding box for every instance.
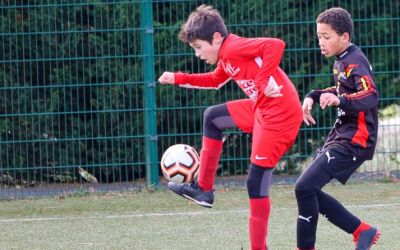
[160,144,200,183]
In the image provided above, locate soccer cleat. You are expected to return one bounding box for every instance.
[168,181,214,208]
[354,227,380,250]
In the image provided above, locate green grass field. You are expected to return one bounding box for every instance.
[0,180,399,250]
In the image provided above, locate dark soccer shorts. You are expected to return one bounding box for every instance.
[310,144,365,184]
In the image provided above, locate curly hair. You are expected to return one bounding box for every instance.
[316,7,354,40]
[179,5,228,44]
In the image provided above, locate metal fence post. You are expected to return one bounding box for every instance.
[140,0,158,187]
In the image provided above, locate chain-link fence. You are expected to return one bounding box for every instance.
[1,0,399,198]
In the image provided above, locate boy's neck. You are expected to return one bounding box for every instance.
[336,43,353,57]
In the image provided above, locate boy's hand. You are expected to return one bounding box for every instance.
[158,72,175,84]
[302,97,316,126]
[264,83,283,98]
[319,93,340,109]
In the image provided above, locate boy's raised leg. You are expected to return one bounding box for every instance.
[168,136,223,208]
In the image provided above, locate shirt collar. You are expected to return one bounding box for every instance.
[218,33,233,59]
[336,44,358,59]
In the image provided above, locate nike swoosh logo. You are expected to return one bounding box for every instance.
[255,155,268,160]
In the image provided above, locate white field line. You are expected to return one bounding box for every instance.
[1,203,399,223]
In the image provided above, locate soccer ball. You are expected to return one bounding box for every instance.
[160,144,200,183]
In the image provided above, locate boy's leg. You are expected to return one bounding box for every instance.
[248,112,301,249]
[318,191,380,249]
[296,146,380,249]
[247,164,273,250]
[169,101,248,207]
[295,150,333,250]
[197,102,243,191]
[318,190,361,233]
[314,147,380,249]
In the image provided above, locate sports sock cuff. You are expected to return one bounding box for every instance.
[249,197,271,217]
[352,221,371,237]
[202,136,223,151]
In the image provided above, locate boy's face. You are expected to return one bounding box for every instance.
[317,23,350,57]
[189,33,223,65]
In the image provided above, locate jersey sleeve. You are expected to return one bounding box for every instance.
[173,63,231,90]
[338,64,378,111]
[305,86,337,103]
[231,38,286,91]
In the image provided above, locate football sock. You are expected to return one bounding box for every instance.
[295,189,319,249]
[352,221,371,239]
[249,197,270,250]
[197,136,223,191]
[317,190,361,234]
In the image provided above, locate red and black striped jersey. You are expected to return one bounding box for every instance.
[307,45,378,159]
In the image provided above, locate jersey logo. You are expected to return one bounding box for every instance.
[338,71,347,80]
[224,62,240,76]
[337,108,346,117]
[325,151,335,163]
[236,79,259,102]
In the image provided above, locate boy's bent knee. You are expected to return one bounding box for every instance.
[295,188,318,200]
[247,164,273,198]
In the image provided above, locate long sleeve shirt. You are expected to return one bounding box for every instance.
[173,34,302,129]
[306,44,378,159]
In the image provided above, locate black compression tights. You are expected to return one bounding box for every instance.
[203,103,237,140]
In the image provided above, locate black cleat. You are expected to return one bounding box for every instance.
[168,181,214,208]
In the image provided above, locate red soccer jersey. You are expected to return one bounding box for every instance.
[174,34,301,129]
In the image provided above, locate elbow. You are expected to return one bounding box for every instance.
[277,39,286,57]
[278,38,286,49]
[268,38,285,52]
[275,38,286,51]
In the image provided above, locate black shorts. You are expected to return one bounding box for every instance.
[310,144,365,184]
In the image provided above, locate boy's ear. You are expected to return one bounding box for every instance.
[341,32,351,43]
[212,32,224,44]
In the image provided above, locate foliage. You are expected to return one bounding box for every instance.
[1,1,143,184]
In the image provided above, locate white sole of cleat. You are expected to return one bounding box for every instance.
[182,194,213,208]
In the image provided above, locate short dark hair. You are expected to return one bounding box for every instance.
[179,5,228,44]
[316,7,354,40]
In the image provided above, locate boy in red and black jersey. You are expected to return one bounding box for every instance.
[159,4,302,250]
[296,7,380,250]
[306,45,378,160]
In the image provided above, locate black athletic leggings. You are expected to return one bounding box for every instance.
[295,146,363,249]
[203,103,237,140]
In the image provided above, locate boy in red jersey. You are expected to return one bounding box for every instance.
[295,8,380,250]
[159,5,302,250]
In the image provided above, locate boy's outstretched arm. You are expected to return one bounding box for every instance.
[158,65,231,90]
